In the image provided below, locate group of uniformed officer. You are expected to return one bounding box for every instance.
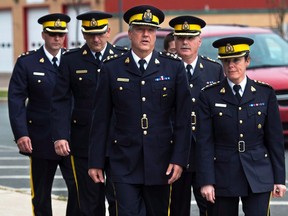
[8,3,286,216]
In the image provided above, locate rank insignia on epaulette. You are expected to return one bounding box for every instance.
[39,58,44,63]
[83,50,87,55]
[125,57,130,64]
[155,58,160,64]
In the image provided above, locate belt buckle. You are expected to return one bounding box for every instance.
[141,115,148,129]
[191,112,196,126]
[238,141,245,152]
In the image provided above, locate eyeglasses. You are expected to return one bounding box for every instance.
[46,32,66,37]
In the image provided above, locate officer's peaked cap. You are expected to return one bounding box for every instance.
[38,13,70,33]
[77,11,112,34]
[123,5,164,28]
[169,15,206,36]
[213,37,254,59]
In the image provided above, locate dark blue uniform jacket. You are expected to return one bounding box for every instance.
[88,50,192,185]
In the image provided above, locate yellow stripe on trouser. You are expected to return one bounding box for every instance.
[266,192,272,216]
[70,155,81,208]
[29,157,36,216]
[167,184,172,216]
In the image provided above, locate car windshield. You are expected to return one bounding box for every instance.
[200,32,288,68]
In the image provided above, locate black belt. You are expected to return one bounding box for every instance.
[216,141,263,153]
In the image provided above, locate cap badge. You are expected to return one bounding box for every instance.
[182,21,189,30]
[225,43,234,53]
[54,19,61,27]
[90,18,97,27]
[143,9,153,22]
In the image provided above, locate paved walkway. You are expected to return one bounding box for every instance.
[0,186,67,216]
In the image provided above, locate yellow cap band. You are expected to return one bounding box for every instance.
[43,21,67,28]
[218,44,250,54]
[174,24,201,31]
[82,18,108,27]
[129,13,159,24]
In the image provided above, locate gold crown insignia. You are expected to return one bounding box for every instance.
[90,18,97,27]
[143,9,153,22]
[54,19,61,27]
[225,44,234,53]
[182,21,189,30]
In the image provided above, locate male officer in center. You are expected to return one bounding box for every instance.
[88,5,192,216]
[51,11,127,216]
[169,15,224,216]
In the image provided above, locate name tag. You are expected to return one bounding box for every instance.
[117,78,129,82]
[33,72,45,76]
[215,103,227,107]
[76,70,88,74]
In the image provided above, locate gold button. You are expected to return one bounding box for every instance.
[38,80,41,83]
[79,77,82,81]
[73,120,77,123]
[219,112,223,116]
[265,154,268,157]
[192,126,196,131]
[239,120,243,124]
[119,86,123,90]
[239,107,242,110]
[143,114,147,117]
[192,98,196,102]
[190,84,193,88]
[97,69,100,73]
[258,124,262,129]
[258,111,261,115]
[141,80,145,85]
[214,157,216,161]
[142,97,146,102]
[29,120,32,123]
[143,130,147,135]
[240,134,244,138]
[163,87,167,91]
[114,140,117,143]
[170,140,173,144]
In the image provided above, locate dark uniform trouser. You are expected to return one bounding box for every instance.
[72,156,106,216]
[30,156,80,216]
[207,192,271,216]
[113,183,171,216]
[170,171,207,216]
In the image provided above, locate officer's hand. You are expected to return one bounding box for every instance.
[272,184,286,198]
[201,185,215,203]
[166,163,183,184]
[17,136,32,153]
[54,139,70,156]
[88,168,105,183]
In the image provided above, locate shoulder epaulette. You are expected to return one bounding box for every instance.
[200,55,220,64]
[103,53,124,63]
[63,47,81,55]
[112,44,129,52]
[18,49,37,58]
[201,81,220,91]
[159,51,182,61]
[253,80,272,88]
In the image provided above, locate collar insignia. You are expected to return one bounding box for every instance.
[155,58,160,64]
[220,87,225,94]
[200,63,203,68]
[39,58,44,63]
[251,86,256,92]
[109,49,114,54]
[125,57,130,64]
[83,50,87,55]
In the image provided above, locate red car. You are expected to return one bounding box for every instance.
[112,25,288,144]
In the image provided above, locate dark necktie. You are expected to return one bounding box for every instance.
[95,52,101,64]
[52,57,58,69]
[233,84,241,103]
[186,64,193,81]
[139,59,146,74]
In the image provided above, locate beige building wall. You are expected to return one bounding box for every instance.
[0,0,286,64]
